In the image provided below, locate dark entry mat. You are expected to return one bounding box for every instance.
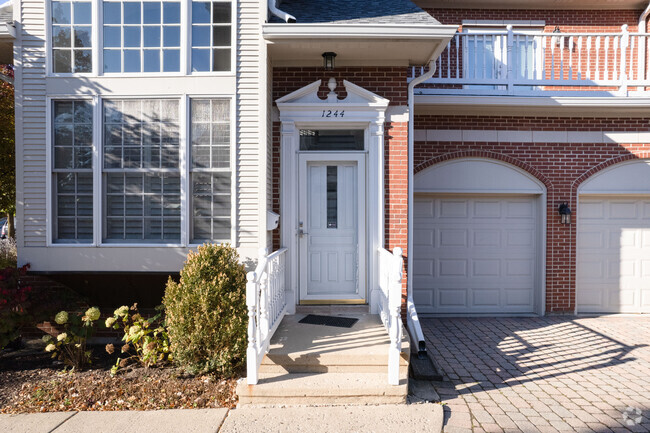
[299,314,359,328]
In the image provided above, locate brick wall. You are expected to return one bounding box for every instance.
[414,115,650,313]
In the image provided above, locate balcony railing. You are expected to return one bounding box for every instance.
[410,25,650,96]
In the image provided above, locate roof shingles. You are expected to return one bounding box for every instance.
[269,0,441,25]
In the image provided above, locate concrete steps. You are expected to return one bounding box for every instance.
[237,313,410,406]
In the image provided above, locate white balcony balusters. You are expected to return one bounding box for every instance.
[377,247,404,386]
[410,26,650,96]
[246,247,288,385]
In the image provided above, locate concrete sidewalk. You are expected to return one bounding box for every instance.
[0,404,443,433]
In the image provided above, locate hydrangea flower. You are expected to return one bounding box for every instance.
[45,343,56,352]
[114,306,129,317]
[42,335,52,343]
[54,311,68,325]
[57,332,67,342]
[105,317,116,328]
[84,307,101,321]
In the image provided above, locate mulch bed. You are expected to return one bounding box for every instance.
[0,340,239,413]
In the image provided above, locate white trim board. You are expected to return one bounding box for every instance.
[415,129,650,144]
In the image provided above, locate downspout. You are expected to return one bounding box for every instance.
[406,60,436,359]
[638,1,650,81]
[269,0,296,23]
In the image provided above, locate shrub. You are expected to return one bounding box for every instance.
[0,264,32,350]
[0,237,17,269]
[105,303,171,375]
[163,243,247,376]
[43,307,101,370]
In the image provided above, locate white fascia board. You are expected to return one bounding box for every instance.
[263,23,458,40]
[416,95,650,109]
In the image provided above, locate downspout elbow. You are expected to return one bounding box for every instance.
[639,1,650,32]
[269,0,296,23]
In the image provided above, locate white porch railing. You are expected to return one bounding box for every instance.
[377,247,404,385]
[246,247,288,385]
[410,25,650,96]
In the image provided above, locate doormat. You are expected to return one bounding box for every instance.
[298,314,358,328]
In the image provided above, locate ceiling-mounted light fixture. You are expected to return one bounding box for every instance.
[553,25,562,47]
[322,52,336,71]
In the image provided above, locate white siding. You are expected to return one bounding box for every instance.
[18,0,47,248]
[237,0,265,251]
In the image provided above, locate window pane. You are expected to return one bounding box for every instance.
[103,2,121,25]
[123,2,141,24]
[73,2,91,24]
[54,50,72,73]
[52,2,71,24]
[163,49,180,72]
[299,129,365,151]
[143,2,161,24]
[73,27,91,48]
[212,49,230,71]
[104,27,121,47]
[124,49,141,72]
[163,2,180,23]
[163,26,180,47]
[143,26,160,47]
[52,26,71,48]
[104,49,121,73]
[124,27,141,47]
[143,50,160,72]
[192,26,210,47]
[212,2,231,23]
[192,2,211,23]
[74,50,92,73]
[212,26,230,47]
[191,49,210,72]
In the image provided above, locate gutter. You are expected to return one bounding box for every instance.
[638,1,650,81]
[263,23,458,40]
[406,60,437,359]
[269,0,296,23]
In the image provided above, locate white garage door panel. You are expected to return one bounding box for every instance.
[414,195,537,314]
[577,197,650,313]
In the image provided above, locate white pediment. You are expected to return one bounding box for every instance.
[276,78,389,109]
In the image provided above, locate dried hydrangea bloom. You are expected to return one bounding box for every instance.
[54,311,68,325]
[57,332,67,342]
[84,307,101,322]
[45,343,56,352]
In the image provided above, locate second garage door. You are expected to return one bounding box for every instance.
[413,195,539,314]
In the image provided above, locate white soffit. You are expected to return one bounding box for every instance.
[580,160,650,195]
[414,158,544,194]
[264,24,458,66]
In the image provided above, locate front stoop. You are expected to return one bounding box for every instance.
[237,313,409,406]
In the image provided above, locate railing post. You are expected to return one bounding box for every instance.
[388,247,403,385]
[246,271,258,385]
[620,24,629,95]
[506,25,515,95]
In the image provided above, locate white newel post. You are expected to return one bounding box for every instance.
[619,25,629,95]
[246,271,258,385]
[388,247,403,385]
[506,25,515,95]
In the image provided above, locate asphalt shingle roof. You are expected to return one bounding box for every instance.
[269,0,440,25]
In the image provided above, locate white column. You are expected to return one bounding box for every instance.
[280,120,296,314]
[368,119,385,314]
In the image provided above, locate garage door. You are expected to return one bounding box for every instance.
[577,197,650,313]
[413,195,538,314]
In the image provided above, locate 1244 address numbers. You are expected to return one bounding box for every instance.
[321,110,344,118]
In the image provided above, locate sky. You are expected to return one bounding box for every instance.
[0,0,9,6]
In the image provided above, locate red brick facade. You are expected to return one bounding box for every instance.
[414,115,650,313]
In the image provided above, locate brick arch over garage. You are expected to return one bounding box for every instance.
[572,152,650,192]
[414,150,553,191]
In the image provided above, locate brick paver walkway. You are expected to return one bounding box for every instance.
[423,317,650,433]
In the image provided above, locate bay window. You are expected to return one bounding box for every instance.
[52,100,94,242]
[190,99,231,243]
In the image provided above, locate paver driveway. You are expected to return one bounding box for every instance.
[422,317,650,433]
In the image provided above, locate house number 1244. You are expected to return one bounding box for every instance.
[321,110,344,118]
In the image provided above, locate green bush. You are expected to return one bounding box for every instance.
[163,243,247,376]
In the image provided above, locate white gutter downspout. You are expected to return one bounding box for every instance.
[638,2,650,81]
[269,0,296,23]
[406,60,436,357]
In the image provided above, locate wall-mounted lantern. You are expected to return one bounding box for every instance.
[322,52,336,71]
[558,202,571,225]
[553,25,562,47]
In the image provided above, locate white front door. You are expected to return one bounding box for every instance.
[298,154,366,303]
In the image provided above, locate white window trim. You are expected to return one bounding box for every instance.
[46,94,236,248]
[45,0,98,77]
[46,0,237,77]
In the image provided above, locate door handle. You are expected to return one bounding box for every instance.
[298,229,309,237]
